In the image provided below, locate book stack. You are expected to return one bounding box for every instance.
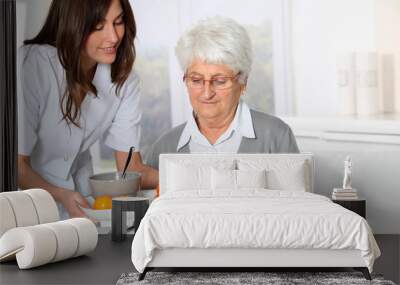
[332,188,358,200]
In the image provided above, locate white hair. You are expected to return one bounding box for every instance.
[175,16,252,83]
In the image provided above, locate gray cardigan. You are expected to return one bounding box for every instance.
[145,110,299,170]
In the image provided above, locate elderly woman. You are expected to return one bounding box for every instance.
[145,16,299,171]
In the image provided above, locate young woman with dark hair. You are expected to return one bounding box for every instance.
[18,0,157,218]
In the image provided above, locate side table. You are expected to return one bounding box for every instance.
[112,196,150,242]
[332,198,366,218]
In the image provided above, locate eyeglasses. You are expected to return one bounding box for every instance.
[183,73,240,90]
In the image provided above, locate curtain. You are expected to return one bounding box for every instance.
[0,0,17,192]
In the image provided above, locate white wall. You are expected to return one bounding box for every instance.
[16,0,52,49]
[291,0,400,116]
[297,136,400,234]
[375,0,400,113]
[288,0,400,234]
[283,116,400,234]
[375,0,400,53]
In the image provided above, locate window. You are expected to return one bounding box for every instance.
[93,0,292,173]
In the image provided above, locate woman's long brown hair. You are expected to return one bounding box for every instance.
[24,0,136,127]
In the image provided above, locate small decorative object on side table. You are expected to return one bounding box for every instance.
[332,155,366,218]
[112,196,150,242]
[332,198,366,218]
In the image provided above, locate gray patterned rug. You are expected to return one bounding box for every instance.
[117,271,396,285]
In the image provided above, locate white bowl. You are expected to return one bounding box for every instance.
[80,199,134,228]
[81,207,111,222]
[89,171,141,198]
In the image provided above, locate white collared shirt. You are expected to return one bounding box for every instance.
[177,100,255,153]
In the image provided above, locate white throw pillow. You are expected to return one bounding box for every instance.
[236,169,267,189]
[166,162,208,191]
[211,168,236,190]
[211,168,267,190]
[267,163,306,191]
[237,159,308,191]
[166,160,235,191]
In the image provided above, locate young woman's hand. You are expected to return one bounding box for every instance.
[58,188,90,218]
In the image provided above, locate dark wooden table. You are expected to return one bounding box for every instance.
[332,199,366,218]
[0,235,134,285]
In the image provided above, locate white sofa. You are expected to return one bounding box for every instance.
[0,189,97,269]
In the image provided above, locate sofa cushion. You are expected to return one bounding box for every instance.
[0,218,97,269]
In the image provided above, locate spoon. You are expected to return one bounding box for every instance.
[121,146,135,179]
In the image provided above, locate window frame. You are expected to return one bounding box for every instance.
[163,0,294,127]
